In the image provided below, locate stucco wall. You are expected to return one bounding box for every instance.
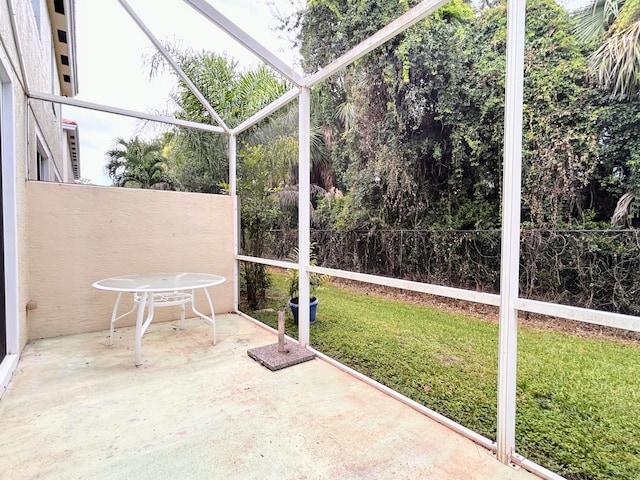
[4,0,66,182]
[0,1,33,352]
[1,0,69,348]
[26,183,235,339]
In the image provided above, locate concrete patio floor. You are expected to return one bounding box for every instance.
[0,313,540,480]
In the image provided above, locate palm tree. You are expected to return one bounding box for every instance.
[575,0,640,99]
[248,103,336,191]
[147,47,294,193]
[105,136,175,189]
[575,0,640,224]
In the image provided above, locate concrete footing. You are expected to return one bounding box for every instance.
[247,342,315,371]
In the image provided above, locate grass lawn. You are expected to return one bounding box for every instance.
[244,271,640,480]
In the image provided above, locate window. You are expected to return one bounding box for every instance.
[36,143,49,181]
[30,0,41,36]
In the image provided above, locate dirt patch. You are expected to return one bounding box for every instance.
[330,277,640,345]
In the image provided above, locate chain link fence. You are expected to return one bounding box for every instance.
[262,228,640,316]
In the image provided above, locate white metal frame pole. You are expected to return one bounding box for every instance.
[28,92,224,133]
[229,134,239,312]
[298,88,311,346]
[183,0,304,87]
[497,0,526,464]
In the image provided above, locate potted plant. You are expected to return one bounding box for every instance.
[286,244,329,324]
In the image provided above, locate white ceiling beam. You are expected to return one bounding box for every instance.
[306,0,450,88]
[29,91,226,133]
[182,0,305,87]
[117,0,230,133]
[232,87,300,136]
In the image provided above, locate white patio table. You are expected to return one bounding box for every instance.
[93,273,226,366]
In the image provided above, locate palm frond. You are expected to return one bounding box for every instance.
[335,100,356,131]
[272,184,327,210]
[574,0,623,43]
[612,191,635,225]
[104,136,176,189]
[589,20,640,98]
[613,0,640,31]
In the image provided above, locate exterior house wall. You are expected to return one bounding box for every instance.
[1,0,237,361]
[0,0,82,358]
[9,0,66,183]
[26,183,235,339]
[23,0,66,183]
[0,1,36,353]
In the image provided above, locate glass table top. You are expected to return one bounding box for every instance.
[93,273,226,292]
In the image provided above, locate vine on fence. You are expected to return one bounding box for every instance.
[267,229,640,316]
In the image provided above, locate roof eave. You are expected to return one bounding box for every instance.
[62,120,80,179]
[47,0,79,97]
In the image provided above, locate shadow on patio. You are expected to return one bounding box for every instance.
[0,313,539,479]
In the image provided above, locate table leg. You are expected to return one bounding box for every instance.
[134,291,155,366]
[110,292,137,346]
[190,288,216,345]
[180,300,186,330]
[110,292,122,346]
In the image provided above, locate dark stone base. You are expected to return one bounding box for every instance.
[247,342,315,371]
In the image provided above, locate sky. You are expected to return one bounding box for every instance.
[66,0,301,186]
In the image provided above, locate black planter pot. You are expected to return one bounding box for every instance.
[287,296,319,324]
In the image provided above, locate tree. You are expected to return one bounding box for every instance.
[575,0,640,224]
[491,0,599,226]
[221,145,281,309]
[148,48,290,194]
[300,0,502,230]
[591,99,640,225]
[574,0,640,99]
[297,0,602,229]
[105,136,174,189]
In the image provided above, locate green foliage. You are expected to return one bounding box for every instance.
[296,0,634,232]
[286,243,330,299]
[573,0,623,44]
[467,0,602,227]
[265,0,640,313]
[592,100,640,223]
[313,190,371,230]
[105,136,175,189]
[222,145,280,309]
[522,1,600,225]
[575,0,640,99]
[240,262,271,311]
[150,48,289,194]
[300,0,491,229]
[430,0,474,22]
[164,129,227,194]
[300,0,417,73]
